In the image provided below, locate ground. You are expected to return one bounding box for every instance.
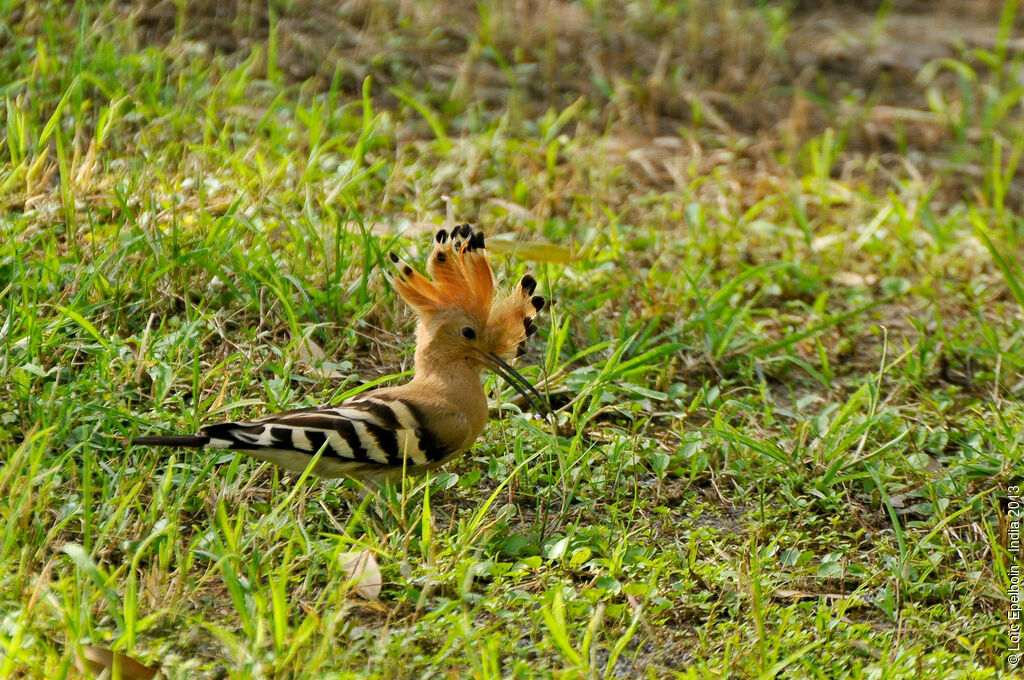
[0,0,1021,678]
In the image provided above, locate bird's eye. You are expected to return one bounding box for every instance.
[460,327,477,340]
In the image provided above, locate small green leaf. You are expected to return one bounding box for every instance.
[544,536,570,561]
[568,547,592,570]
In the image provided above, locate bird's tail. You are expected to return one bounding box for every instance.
[130,434,210,447]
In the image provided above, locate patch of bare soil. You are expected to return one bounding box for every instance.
[121,1,1015,141]
[122,0,790,129]
[112,0,1024,216]
[790,1,1017,142]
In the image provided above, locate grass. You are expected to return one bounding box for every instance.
[0,0,1021,677]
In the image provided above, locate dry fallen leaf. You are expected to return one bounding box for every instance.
[338,549,382,601]
[834,272,878,287]
[77,646,161,680]
[293,335,346,379]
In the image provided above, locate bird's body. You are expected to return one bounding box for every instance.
[131,225,547,481]
[136,368,487,481]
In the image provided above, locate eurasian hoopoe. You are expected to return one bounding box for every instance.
[131,224,548,481]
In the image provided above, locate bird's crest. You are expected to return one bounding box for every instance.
[387,224,545,359]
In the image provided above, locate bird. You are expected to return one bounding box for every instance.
[130,224,549,482]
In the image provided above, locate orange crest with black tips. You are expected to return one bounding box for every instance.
[387,224,545,360]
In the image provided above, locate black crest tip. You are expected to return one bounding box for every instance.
[520,274,537,295]
[389,252,400,263]
[530,295,545,311]
[471,231,485,250]
[436,229,448,243]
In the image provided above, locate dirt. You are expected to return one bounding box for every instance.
[119,0,1016,141]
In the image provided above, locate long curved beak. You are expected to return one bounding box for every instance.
[481,352,551,418]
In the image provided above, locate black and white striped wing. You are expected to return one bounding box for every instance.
[200,396,452,479]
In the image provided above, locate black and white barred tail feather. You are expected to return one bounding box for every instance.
[131,395,454,480]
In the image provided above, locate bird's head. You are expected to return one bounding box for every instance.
[387,224,548,414]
